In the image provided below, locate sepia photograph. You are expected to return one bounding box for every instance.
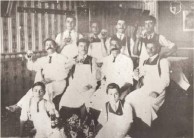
[0,0,193,138]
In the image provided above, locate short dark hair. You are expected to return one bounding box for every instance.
[90,20,102,29]
[106,83,120,94]
[144,15,156,25]
[43,38,57,48]
[110,37,121,47]
[144,38,161,52]
[66,15,76,22]
[32,82,46,93]
[76,38,90,47]
[116,16,126,25]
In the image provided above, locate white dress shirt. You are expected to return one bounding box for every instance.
[101,53,134,87]
[55,30,83,58]
[27,52,69,81]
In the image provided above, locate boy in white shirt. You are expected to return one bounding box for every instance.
[20,82,62,138]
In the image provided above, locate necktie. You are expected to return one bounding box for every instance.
[68,31,71,38]
[113,57,116,63]
[49,56,52,63]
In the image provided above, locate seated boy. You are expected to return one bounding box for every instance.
[20,82,62,138]
[96,83,133,138]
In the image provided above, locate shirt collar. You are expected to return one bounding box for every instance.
[48,52,57,57]
[77,54,88,60]
[147,32,155,39]
[110,53,121,59]
[149,54,159,62]
[64,29,75,34]
[116,33,125,40]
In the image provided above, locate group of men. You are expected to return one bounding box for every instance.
[6,14,176,137]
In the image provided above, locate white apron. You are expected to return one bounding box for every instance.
[21,99,62,138]
[88,42,105,62]
[96,102,129,138]
[59,64,95,109]
[125,59,165,126]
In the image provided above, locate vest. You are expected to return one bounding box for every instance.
[111,35,131,56]
[70,55,93,78]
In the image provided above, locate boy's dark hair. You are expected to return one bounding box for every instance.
[144,37,160,48]
[106,83,120,94]
[43,38,57,48]
[144,15,156,25]
[110,37,121,47]
[144,38,161,52]
[66,15,76,22]
[76,38,90,47]
[90,20,102,30]
[32,82,46,93]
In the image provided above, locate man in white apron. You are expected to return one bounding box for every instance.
[125,38,170,126]
[6,38,69,112]
[55,15,83,58]
[133,15,177,66]
[88,20,109,63]
[87,38,134,112]
[59,38,98,120]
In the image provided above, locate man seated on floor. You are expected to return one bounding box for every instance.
[86,38,134,112]
[6,38,70,112]
[125,37,170,127]
[59,38,98,122]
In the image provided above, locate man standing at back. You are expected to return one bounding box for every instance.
[55,15,83,58]
[133,15,177,66]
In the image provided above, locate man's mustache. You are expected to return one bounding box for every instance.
[110,48,119,51]
[47,47,53,50]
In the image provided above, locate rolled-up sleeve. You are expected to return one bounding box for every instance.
[27,58,42,72]
[159,35,175,49]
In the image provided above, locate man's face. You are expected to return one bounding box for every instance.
[65,17,75,31]
[78,42,88,55]
[110,40,121,56]
[116,20,126,33]
[108,88,120,104]
[91,23,100,35]
[146,43,159,57]
[32,85,45,99]
[144,20,155,33]
[45,40,56,54]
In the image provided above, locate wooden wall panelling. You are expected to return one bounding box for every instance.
[23,1,28,52]
[3,18,8,53]
[44,3,49,39]
[41,3,46,44]
[0,15,3,53]
[51,3,55,39]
